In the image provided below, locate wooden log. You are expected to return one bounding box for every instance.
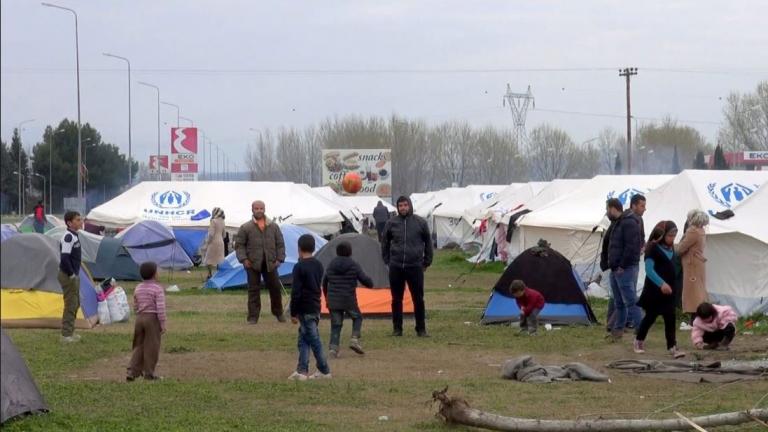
[432,389,768,432]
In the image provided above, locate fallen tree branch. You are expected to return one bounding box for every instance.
[432,388,768,432]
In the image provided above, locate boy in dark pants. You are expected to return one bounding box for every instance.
[510,280,545,335]
[59,211,83,343]
[289,234,331,380]
[127,262,167,381]
[322,241,374,358]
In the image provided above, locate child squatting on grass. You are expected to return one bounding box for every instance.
[127,261,167,381]
[691,302,738,350]
[510,280,545,335]
[322,241,374,358]
[289,234,331,380]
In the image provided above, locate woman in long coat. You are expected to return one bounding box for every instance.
[676,209,709,322]
[203,207,226,279]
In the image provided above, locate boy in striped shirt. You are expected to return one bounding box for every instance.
[127,262,167,381]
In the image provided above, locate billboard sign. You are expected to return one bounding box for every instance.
[171,127,198,181]
[322,149,391,197]
[149,155,169,173]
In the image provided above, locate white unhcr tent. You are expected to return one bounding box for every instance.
[414,185,509,248]
[468,179,585,263]
[707,184,768,315]
[87,181,360,235]
[643,170,768,233]
[517,175,673,268]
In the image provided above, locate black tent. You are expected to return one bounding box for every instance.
[481,245,597,325]
[89,237,141,281]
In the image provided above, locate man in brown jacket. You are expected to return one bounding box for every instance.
[236,200,287,324]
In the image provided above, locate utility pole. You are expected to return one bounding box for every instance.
[619,67,638,174]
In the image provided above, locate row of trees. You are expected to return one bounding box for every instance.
[244,116,713,198]
[0,119,136,214]
[245,81,766,196]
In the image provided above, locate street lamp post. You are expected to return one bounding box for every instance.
[138,81,161,180]
[12,171,27,215]
[48,127,64,212]
[42,2,82,200]
[161,101,180,127]
[32,173,46,208]
[16,119,35,214]
[103,52,132,187]
[179,116,194,126]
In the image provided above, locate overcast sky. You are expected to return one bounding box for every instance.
[2,0,767,170]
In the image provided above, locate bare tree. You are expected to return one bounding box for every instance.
[597,127,622,174]
[303,126,322,187]
[245,130,278,181]
[276,127,307,183]
[526,124,577,181]
[718,80,768,151]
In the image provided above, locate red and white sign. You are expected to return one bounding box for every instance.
[149,155,169,172]
[171,162,199,173]
[170,127,198,181]
[171,127,198,154]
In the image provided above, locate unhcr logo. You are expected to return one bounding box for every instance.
[150,190,191,209]
[606,188,646,207]
[706,182,758,213]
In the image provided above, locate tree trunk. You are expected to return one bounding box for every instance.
[432,389,768,432]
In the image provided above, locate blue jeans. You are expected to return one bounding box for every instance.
[296,313,329,375]
[610,265,642,332]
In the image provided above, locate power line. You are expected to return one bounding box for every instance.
[3,66,766,76]
[533,107,721,126]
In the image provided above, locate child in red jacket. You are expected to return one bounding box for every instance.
[510,280,545,335]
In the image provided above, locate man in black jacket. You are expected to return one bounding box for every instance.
[322,241,374,357]
[600,198,623,332]
[381,196,433,337]
[372,201,391,242]
[607,194,646,339]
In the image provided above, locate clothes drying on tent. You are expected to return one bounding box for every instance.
[1,329,49,424]
[116,220,193,269]
[45,228,141,281]
[315,233,414,316]
[481,245,597,325]
[17,214,63,233]
[204,224,327,290]
[0,234,99,329]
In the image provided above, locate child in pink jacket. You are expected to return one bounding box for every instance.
[691,302,738,350]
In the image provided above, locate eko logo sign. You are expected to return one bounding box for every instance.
[171,128,198,154]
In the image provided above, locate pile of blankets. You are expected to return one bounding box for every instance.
[501,355,610,383]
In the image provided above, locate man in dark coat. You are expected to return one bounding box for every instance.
[235,200,287,324]
[372,201,390,242]
[601,198,623,332]
[381,196,433,337]
[607,194,646,339]
[322,241,373,357]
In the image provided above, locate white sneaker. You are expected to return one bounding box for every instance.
[679,322,693,331]
[60,334,81,343]
[287,371,308,381]
[669,347,686,359]
[309,371,332,380]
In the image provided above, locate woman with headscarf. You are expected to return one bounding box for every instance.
[203,207,226,279]
[676,209,710,324]
[633,221,685,358]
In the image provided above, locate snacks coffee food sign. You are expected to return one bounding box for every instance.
[322,149,392,197]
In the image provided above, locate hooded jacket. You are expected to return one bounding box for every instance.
[373,202,390,224]
[381,196,433,269]
[607,210,643,270]
[322,256,374,310]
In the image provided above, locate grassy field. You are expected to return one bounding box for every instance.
[4,251,767,431]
